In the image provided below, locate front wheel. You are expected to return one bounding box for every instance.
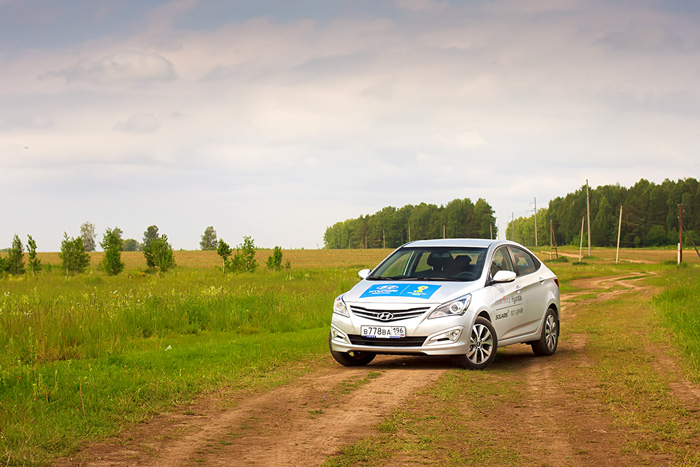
[452,317,498,370]
[531,308,559,356]
[329,332,376,366]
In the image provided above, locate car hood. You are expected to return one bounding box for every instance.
[343,279,483,305]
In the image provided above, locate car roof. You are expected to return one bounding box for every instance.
[402,238,505,248]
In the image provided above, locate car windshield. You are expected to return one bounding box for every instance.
[368,247,487,282]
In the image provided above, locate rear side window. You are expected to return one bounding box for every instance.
[510,246,540,276]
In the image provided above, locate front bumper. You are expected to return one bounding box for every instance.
[329,321,470,356]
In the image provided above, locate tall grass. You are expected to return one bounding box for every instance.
[651,264,700,378]
[0,268,358,368]
[0,264,363,465]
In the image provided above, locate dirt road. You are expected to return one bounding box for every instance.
[56,274,700,466]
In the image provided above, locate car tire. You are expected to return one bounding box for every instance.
[531,308,559,356]
[452,317,498,370]
[328,332,376,367]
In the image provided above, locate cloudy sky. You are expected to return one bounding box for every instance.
[2,0,700,251]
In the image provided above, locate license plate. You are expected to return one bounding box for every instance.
[361,326,406,338]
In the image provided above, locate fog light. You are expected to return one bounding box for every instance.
[428,327,462,344]
[330,326,350,344]
[445,329,461,342]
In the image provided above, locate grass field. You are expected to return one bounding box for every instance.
[1,247,699,465]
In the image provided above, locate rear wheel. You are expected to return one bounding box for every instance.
[531,308,559,356]
[328,332,376,367]
[452,317,497,370]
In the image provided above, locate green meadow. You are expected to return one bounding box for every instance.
[1,248,699,465]
[0,250,377,466]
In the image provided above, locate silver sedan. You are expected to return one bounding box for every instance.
[329,239,560,369]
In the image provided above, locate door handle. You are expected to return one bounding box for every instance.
[539,277,545,284]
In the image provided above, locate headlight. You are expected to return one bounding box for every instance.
[429,294,472,319]
[333,295,349,318]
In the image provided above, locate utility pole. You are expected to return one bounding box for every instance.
[579,216,585,262]
[383,229,386,249]
[586,179,591,256]
[679,204,684,264]
[408,225,411,242]
[443,224,446,239]
[490,224,493,240]
[616,206,622,264]
[534,197,538,247]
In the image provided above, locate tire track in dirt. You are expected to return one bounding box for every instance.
[56,359,447,466]
[470,273,665,466]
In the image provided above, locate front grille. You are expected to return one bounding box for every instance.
[350,305,430,322]
[348,335,427,347]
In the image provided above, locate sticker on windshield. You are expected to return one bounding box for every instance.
[360,284,441,299]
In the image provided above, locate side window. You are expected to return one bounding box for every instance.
[510,246,539,276]
[490,248,515,277]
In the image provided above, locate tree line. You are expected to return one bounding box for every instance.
[507,178,700,248]
[323,198,497,249]
[0,224,288,277]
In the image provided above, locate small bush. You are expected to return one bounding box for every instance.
[60,233,90,274]
[100,228,125,276]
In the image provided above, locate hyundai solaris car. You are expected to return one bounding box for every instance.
[329,239,560,369]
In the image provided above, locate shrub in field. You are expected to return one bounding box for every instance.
[142,225,160,266]
[27,234,41,275]
[6,234,25,275]
[60,233,90,274]
[121,238,141,251]
[200,226,218,250]
[100,227,125,275]
[145,235,176,272]
[216,239,232,271]
[266,246,290,270]
[226,236,257,273]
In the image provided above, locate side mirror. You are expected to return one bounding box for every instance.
[492,270,516,283]
[358,269,371,279]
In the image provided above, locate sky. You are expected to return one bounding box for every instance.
[2,0,700,251]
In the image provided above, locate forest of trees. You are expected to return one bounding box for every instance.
[323,198,497,249]
[507,178,700,248]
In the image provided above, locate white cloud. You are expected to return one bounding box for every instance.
[394,0,449,14]
[114,113,160,133]
[45,51,176,84]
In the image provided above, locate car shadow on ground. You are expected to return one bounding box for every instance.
[359,343,578,371]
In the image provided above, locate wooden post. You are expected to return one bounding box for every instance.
[586,179,591,256]
[679,204,683,263]
[534,197,538,247]
[615,206,622,264]
[550,219,558,259]
[579,215,584,262]
[549,219,553,260]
